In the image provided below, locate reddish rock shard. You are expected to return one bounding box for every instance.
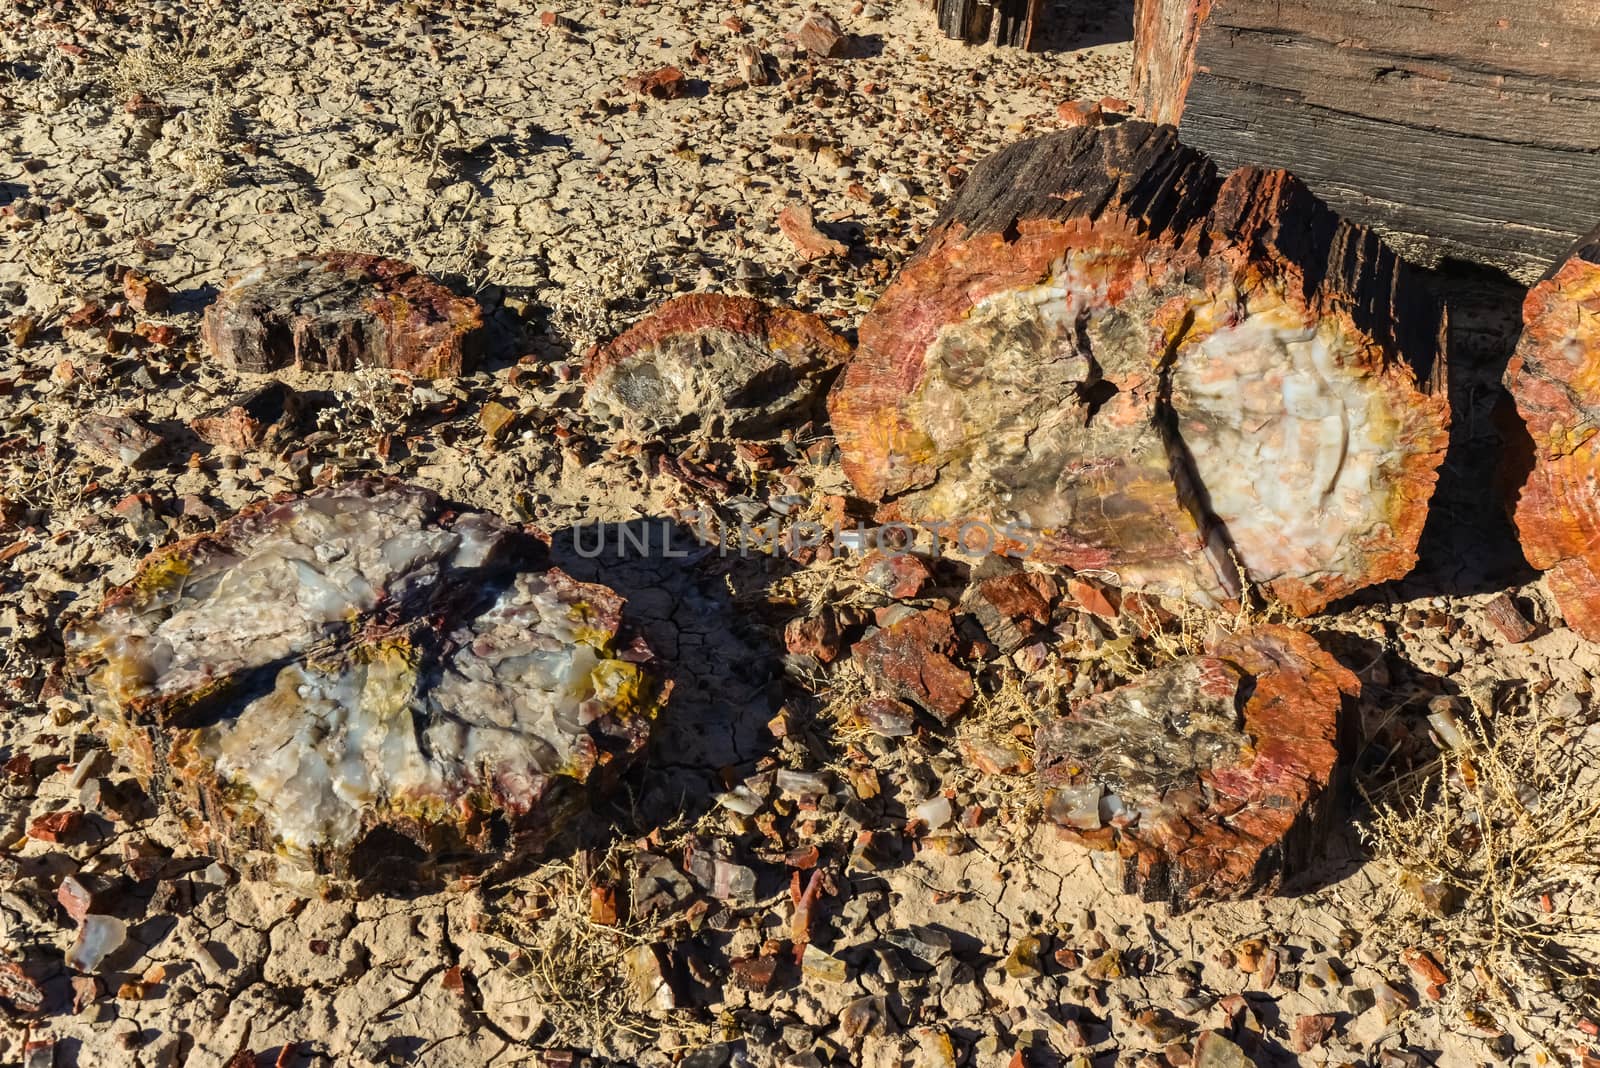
[1035,625,1356,908]
[829,122,1449,615]
[201,253,483,378]
[583,293,850,438]
[850,608,973,723]
[64,480,666,893]
[1504,224,1600,640]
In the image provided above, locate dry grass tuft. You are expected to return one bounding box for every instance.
[1361,691,1600,1041]
[109,26,247,98]
[492,849,709,1051]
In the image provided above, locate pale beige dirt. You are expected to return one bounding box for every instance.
[0,1,1597,1067]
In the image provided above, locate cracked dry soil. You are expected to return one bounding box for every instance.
[2,1,1600,1067]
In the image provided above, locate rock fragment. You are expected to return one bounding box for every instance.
[830,121,1448,613]
[189,382,299,452]
[201,253,483,378]
[583,293,850,438]
[122,271,171,314]
[1504,223,1600,639]
[0,958,44,1014]
[66,915,127,973]
[789,10,848,56]
[850,608,973,723]
[64,479,666,893]
[71,414,162,468]
[1035,625,1355,907]
[779,203,849,260]
[734,42,777,86]
[625,66,689,100]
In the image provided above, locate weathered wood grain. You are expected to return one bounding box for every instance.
[1132,0,1600,281]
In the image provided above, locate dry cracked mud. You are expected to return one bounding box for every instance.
[2,1,1600,1067]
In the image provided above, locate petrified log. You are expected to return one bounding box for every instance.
[201,253,483,378]
[936,0,1043,47]
[1131,0,1600,281]
[64,480,666,893]
[1504,224,1600,640]
[583,294,851,438]
[1035,625,1356,908]
[829,121,1449,615]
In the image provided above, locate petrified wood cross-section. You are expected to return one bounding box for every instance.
[1505,223,1600,641]
[583,294,851,438]
[1035,625,1356,908]
[829,121,1449,615]
[201,253,483,378]
[64,480,666,893]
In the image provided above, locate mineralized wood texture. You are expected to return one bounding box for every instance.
[1036,625,1357,908]
[201,252,483,378]
[936,0,1043,47]
[64,480,666,893]
[829,121,1448,615]
[583,294,851,437]
[1504,224,1600,640]
[1131,0,1600,281]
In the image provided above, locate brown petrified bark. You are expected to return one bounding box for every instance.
[63,480,667,894]
[1131,0,1600,282]
[829,121,1448,615]
[584,293,851,438]
[1035,625,1357,909]
[1504,224,1600,640]
[201,253,483,378]
[936,0,1043,48]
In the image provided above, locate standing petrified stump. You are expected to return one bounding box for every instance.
[1505,225,1600,641]
[936,0,1043,48]
[1035,625,1356,908]
[829,122,1449,615]
[64,480,667,893]
[201,253,483,378]
[583,294,851,438]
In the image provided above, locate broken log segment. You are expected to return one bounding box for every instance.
[1035,625,1357,908]
[828,121,1449,615]
[1504,223,1600,641]
[1131,0,1600,281]
[63,480,667,893]
[201,252,484,378]
[583,293,851,438]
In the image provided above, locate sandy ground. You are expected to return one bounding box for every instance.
[1,1,1599,1066]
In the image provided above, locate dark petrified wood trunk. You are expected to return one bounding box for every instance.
[936,0,1043,47]
[1131,0,1600,282]
[201,253,483,378]
[583,294,851,438]
[1504,223,1600,640]
[63,480,667,894]
[1036,625,1357,909]
[829,121,1449,616]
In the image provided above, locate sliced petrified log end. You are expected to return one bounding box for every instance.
[200,252,484,378]
[1035,625,1356,909]
[583,293,851,437]
[1505,224,1600,640]
[830,122,1448,615]
[63,479,666,893]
